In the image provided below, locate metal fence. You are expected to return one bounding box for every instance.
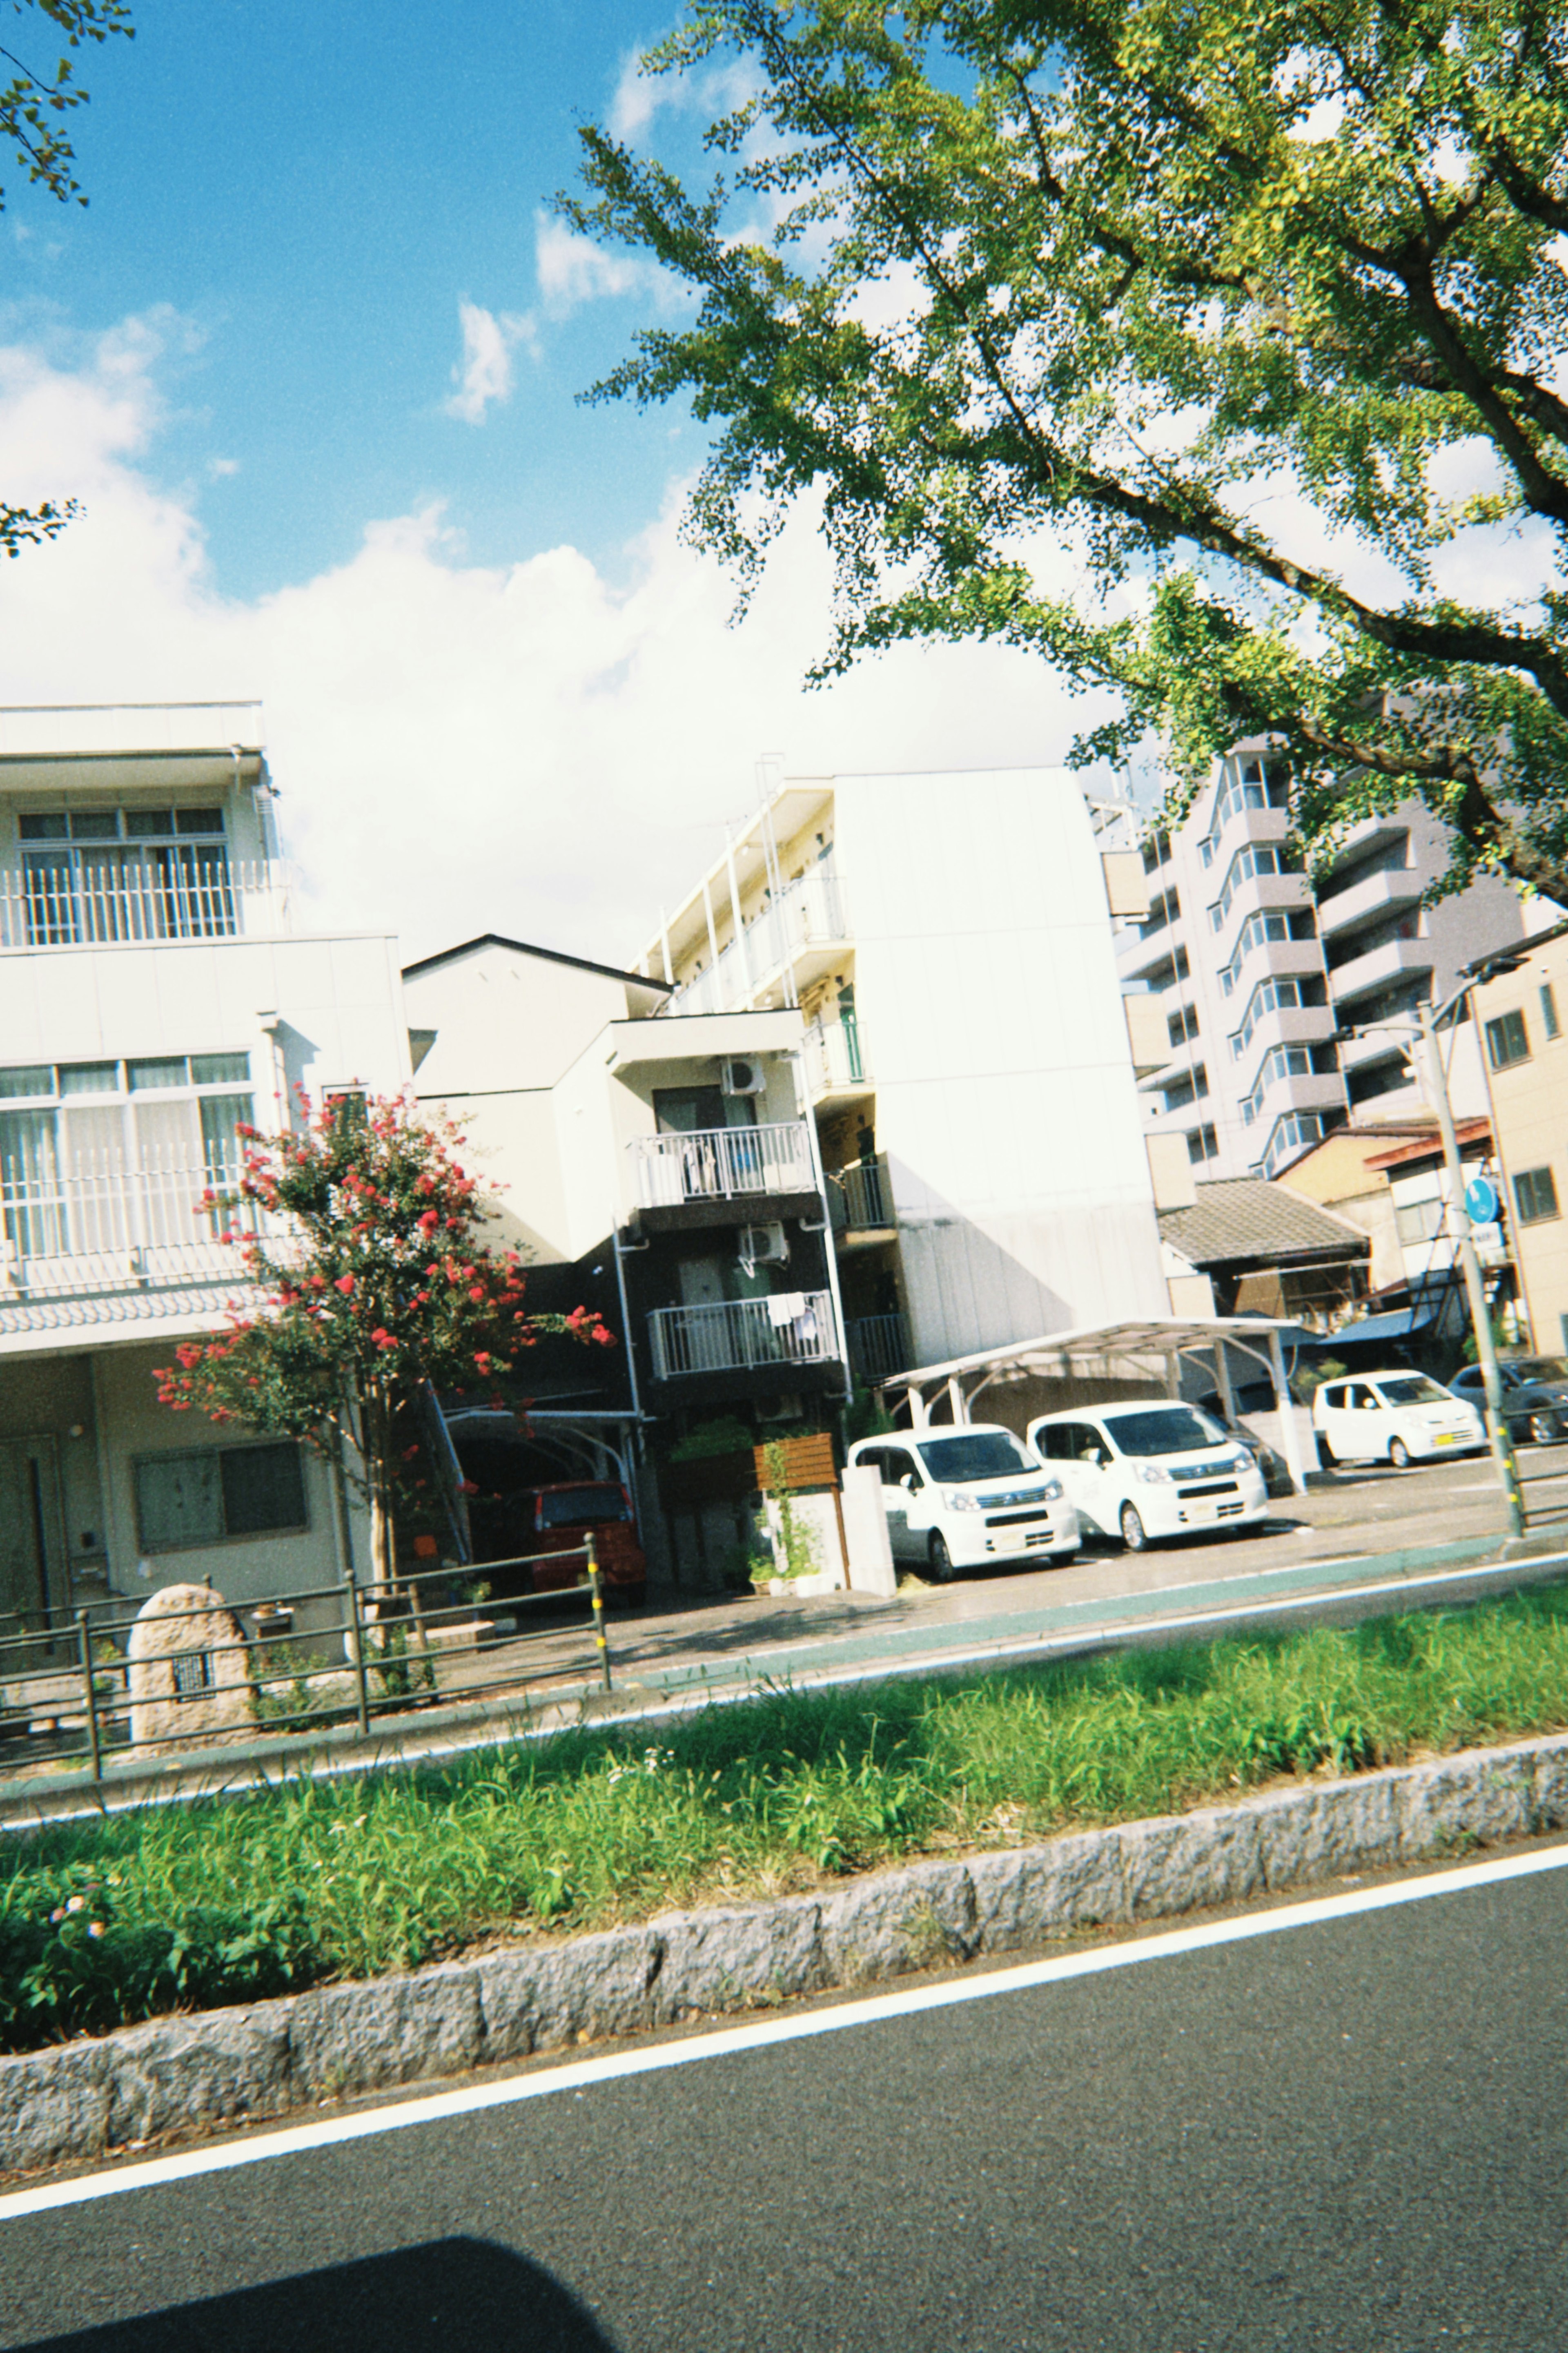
[628,1120,815,1208]
[845,1311,911,1384]
[0,1544,615,1786]
[0,1149,273,1300]
[830,1158,893,1232]
[646,1289,838,1378]
[0,859,293,948]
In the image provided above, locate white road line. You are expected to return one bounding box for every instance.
[5,1840,1568,2224]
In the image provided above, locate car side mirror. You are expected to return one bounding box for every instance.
[899,1472,915,1491]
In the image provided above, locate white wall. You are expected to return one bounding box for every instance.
[834,767,1167,1361]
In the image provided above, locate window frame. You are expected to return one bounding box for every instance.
[1485,1008,1531,1071]
[133,1440,310,1555]
[1515,1166,1561,1227]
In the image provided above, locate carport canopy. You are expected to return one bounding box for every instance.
[881,1315,1308,1495]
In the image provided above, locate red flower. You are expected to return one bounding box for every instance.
[372,1327,397,1352]
[334,1274,355,1295]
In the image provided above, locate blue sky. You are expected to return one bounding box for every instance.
[7,0,695,597]
[0,0,1105,962]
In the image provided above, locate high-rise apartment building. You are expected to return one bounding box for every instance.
[1117,747,1526,1182]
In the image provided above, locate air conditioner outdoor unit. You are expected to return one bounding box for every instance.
[737,1222,789,1268]
[722,1056,765,1097]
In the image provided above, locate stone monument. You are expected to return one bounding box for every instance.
[127,1582,257,1753]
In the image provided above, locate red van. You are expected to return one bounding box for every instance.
[523,1482,646,1604]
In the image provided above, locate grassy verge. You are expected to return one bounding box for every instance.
[7,1586,1568,2052]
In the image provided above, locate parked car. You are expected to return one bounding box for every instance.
[453,1422,648,1603]
[1311,1372,1485,1468]
[846,1424,1079,1581]
[1447,1359,1568,1445]
[1028,1400,1269,1551]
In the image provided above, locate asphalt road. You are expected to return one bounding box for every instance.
[7,1851,1568,2352]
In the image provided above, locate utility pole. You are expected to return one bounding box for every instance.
[1417,1000,1526,1539]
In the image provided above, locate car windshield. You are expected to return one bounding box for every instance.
[1514,1358,1568,1383]
[916,1432,1033,1483]
[538,1485,630,1528]
[1103,1407,1224,1458]
[1374,1377,1452,1407]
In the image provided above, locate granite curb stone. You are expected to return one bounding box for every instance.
[7,1729,1568,2177]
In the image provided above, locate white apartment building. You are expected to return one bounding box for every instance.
[403,935,849,1447]
[1120,747,1525,1183]
[635,765,1169,1384]
[0,704,412,1636]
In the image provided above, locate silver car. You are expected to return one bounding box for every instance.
[1447,1358,1568,1445]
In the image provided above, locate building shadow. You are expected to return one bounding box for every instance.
[15,2235,623,2353]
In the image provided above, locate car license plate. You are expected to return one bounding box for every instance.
[1435,1433,1456,1446]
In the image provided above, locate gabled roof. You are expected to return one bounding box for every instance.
[401,932,670,992]
[1158,1177,1370,1270]
[1364,1117,1489,1172]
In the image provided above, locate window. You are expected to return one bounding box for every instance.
[915,1431,1033,1482]
[1394,1197,1446,1246]
[135,1442,307,1552]
[1259,1111,1327,1175]
[1219,907,1316,995]
[16,805,232,945]
[1486,1009,1531,1071]
[1187,1123,1219,1165]
[1515,1166,1561,1226]
[1542,984,1561,1042]
[0,1055,252,1263]
[1208,842,1294,932]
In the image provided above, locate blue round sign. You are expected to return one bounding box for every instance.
[1465,1175,1499,1224]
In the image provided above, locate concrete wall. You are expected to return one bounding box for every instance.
[833,767,1167,1363]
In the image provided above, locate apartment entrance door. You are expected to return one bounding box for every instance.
[0,1434,65,1639]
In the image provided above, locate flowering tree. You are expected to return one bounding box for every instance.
[154,1093,614,1584]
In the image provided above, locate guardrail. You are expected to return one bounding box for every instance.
[0,1151,273,1300]
[0,1543,615,1786]
[647,1289,838,1378]
[0,859,293,948]
[628,1120,814,1207]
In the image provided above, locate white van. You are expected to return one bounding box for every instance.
[846,1424,1079,1582]
[1311,1372,1484,1468]
[1027,1400,1269,1550]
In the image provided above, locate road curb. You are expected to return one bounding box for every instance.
[6,1727,1568,2177]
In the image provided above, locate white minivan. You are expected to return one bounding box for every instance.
[1312,1371,1485,1468]
[1027,1400,1269,1550]
[846,1424,1079,1582]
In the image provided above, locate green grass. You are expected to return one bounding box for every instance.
[8,1586,1568,2050]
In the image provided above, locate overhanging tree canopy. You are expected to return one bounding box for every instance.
[564,0,1568,897]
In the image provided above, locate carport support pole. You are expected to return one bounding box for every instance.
[1267,1328,1309,1497]
[1420,1001,1525,1539]
[1214,1338,1238,1431]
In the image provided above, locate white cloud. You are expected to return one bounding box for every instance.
[532,215,680,321]
[443,299,537,425]
[606,35,757,144]
[0,317,1112,968]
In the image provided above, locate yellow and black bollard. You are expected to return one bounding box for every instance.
[585,1531,613,1693]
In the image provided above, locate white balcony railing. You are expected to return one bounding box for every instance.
[829,1157,894,1233]
[803,1015,866,1095]
[647,1289,840,1379]
[0,1152,271,1302]
[669,865,849,1012]
[629,1121,816,1208]
[0,859,293,949]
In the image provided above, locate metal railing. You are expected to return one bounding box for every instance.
[628,1120,815,1208]
[0,1543,616,1785]
[0,1150,271,1301]
[829,1157,893,1232]
[669,866,849,1013]
[0,859,293,948]
[846,1311,911,1383]
[647,1289,839,1378]
[803,1016,866,1095]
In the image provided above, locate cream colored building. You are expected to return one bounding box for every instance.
[635,765,1169,1384]
[0,704,412,1637]
[1474,917,1568,1354]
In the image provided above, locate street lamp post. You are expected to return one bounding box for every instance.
[1414,998,1526,1540]
[1338,961,1526,1541]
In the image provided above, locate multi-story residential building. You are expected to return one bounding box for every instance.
[631,765,1169,1386]
[402,935,849,1456]
[0,704,412,1635]
[1473,917,1568,1353]
[1120,747,1526,1183]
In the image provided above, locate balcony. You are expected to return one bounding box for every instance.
[1315,863,1423,944]
[0,859,293,949]
[628,1121,817,1214]
[1328,934,1432,1011]
[647,1290,840,1379]
[0,1151,268,1319]
[829,1157,895,1240]
[802,1014,870,1102]
[670,866,849,1013]
[846,1311,911,1384]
